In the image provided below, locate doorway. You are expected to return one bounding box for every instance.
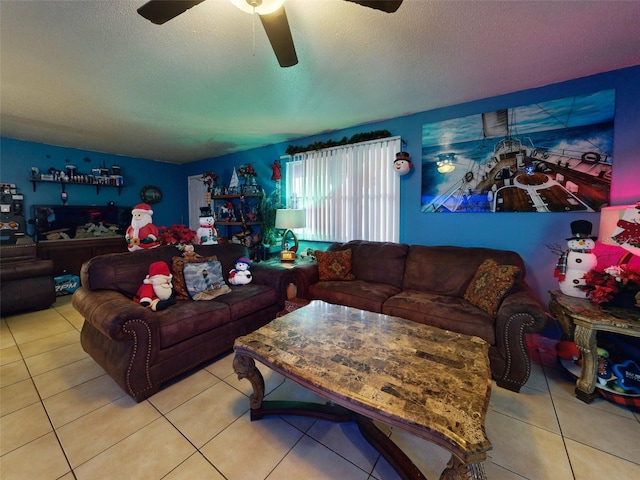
[187,175,208,232]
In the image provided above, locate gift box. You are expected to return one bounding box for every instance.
[54,274,80,296]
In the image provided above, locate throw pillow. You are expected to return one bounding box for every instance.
[314,249,356,281]
[183,260,231,301]
[464,259,520,317]
[171,255,218,300]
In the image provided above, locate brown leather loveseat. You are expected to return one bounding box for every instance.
[298,240,548,392]
[72,243,294,401]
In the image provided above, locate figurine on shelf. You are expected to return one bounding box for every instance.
[270,159,282,180]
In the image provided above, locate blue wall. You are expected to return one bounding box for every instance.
[2,66,639,305]
[0,140,184,228]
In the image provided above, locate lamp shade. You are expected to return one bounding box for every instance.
[275,209,305,230]
[599,204,640,257]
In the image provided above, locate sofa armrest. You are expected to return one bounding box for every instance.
[497,287,547,333]
[249,264,297,307]
[72,287,159,342]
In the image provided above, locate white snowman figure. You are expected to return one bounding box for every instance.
[228,257,252,285]
[393,151,412,176]
[555,220,597,298]
[196,206,218,245]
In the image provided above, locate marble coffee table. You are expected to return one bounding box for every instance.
[233,300,492,480]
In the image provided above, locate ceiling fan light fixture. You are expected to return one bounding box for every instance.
[230,0,285,15]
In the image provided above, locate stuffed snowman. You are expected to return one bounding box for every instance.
[555,220,597,298]
[196,206,218,245]
[228,256,252,285]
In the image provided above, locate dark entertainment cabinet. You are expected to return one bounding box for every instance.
[37,237,127,277]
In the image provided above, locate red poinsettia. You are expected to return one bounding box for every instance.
[581,264,640,304]
[158,224,197,246]
[201,172,218,187]
[238,163,257,178]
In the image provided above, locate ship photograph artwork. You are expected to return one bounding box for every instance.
[421,90,615,213]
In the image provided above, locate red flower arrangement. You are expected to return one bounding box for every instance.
[158,224,197,246]
[238,163,257,178]
[581,264,640,305]
[201,172,218,187]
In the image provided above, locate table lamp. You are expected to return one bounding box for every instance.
[275,209,304,262]
[599,203,640,262]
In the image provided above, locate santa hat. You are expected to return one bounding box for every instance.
[132,203,153,216]
[147,261,171,278]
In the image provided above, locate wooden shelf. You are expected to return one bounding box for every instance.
[29,179,124,195]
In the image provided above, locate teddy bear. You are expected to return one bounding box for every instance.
[228,256,252,285]
[134,261,176,311]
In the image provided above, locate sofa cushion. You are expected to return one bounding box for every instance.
[309,280,400,313]
[382,290,496,344]
[183,260,231,300]
[171,255,218,300]
[329,241,408,288]
[464,259,520,316]
[315,249,355,281]
[214,284,278,319]
[403,245,525,296]
[157,300,230,349]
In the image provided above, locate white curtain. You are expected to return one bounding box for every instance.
[285,136,401,243]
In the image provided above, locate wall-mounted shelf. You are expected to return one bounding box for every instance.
[29,179,124,195]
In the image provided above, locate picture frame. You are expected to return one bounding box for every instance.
[140,185,162,204]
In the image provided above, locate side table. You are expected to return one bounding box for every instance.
[549,290,640,403]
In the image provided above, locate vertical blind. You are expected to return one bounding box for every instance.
[285,136,401,243]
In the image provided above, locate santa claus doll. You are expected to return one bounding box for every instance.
[126,203,159,251]
[134,261,176,311]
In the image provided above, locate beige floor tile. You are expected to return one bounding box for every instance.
[0,432,70,480]
[201,411,305,479]
[203,352,235,378]
[164,453,226,480]
[307,420,380,472]
[485,409,573,480]
[482,461,529,479]
[265,378,332,432]
[0,378,40,417]
[0,344,21,365]
[489,383,560,434]
[165,380,249,448]
[148,369,221,414]
[17,329,80,359]
[56,395,160,468]
[0,319,16,349]
[0,402,52,455]
[5,309,74,344]
[566,438,640,479]
[24,341,88,376]
[522,358,550,393]
[43,373,126,428]
[268,435,370,479]
[0,358,30,387]
[73,417,196,480]
[553,396,640,464]
[32,356,105,398]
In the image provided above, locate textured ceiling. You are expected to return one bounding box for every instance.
[1,0,639,164]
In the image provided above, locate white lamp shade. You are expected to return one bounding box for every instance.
[599,205,640,257]
[230,0,285,15]
[275,209,305,230]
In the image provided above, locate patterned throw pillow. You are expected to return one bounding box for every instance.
[171,255,218,300]
[183,260,231,301]
[314,249,356,281]
[463,259,520,317]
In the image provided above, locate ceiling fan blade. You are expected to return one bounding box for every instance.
[344,0,403,13]
[137,0,206,25]
[259,6,298,68]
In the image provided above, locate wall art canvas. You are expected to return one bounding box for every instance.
[421,90,615,213]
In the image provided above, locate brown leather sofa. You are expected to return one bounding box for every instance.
[72,243,294,401]
[297,240,548,392]
[1,238,56,315]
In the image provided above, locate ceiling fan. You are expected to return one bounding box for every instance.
[137,0,403,68]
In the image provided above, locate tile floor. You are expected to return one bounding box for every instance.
[1,296,639,480]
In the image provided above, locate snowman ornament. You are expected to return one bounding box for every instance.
[555,220,597,298]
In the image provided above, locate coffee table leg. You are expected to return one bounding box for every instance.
[233,354,265,410]
[573,324,599,403]
[440,455,487,480]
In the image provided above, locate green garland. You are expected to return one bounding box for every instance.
[285,130,392,156]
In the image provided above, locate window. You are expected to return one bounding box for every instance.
[285,136,401,243]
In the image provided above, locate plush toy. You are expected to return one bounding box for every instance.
[554,220,597,297]
[228,256,252,285]
[134,261,176,311]
[196,206,218,245]
[126,203,160,252]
